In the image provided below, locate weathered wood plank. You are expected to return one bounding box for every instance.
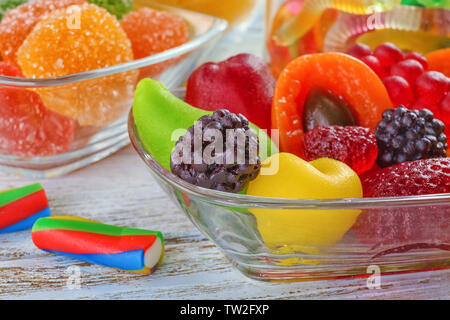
[0,147,449,300]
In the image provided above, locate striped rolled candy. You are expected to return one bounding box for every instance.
[0,183,50,233]
[32,216,164,274]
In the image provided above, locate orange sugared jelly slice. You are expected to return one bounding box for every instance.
[0,0,86,63]
[426,48,450,78]
[272,52,392,158]
[17,4,137,126]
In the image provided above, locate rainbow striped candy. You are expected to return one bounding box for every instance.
[32,216,164,274]
[0,183,50,234]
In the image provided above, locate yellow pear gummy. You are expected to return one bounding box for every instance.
[247,153,363,252]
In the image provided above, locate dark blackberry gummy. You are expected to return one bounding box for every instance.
[375,105,447,167]
[170,109,261,193]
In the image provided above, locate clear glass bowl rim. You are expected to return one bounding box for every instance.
[0,1,228,88]
[128,109,450,210]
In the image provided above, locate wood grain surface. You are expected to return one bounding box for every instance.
[0,146,449,300]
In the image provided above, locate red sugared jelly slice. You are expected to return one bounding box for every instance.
[303,125,378,174]
[0,62,76,157]
[185,53,275,130]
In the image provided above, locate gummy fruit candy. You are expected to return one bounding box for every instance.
[17,3,138,126]
[0,60,21,76]
[170,109,261,193]
[0,0,27,21]
[426,48,450,77]
[272,52,392,159]
[382,75,414,106]
[186,54,275,131]
[247,152,362,251]
[0,63,75,157]
[303,126,378,175]
[132,78,278,171]
[362,158,450,197]
[0,0,86,62]
[353,158,450,246]
[88,0,132,19]
[375,106,447,168]
[120,8,189,79]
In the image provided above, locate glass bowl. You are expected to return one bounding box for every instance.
[0,1,227,178]
[129,89,450,282]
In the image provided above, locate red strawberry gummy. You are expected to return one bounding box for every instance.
[302,125,378,174]
[354,158,450,246]
[0,62,75,157]
[347,43,372,60]
[404,52,428,70]
[185,53,275,130]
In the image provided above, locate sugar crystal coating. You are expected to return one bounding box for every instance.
[0,0,27,21]
[120,7,189,78]
[0,0,86,62]
[17,3,138,126]
[0,62,76,157]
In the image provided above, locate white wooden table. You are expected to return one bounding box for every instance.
[0,146,449,300]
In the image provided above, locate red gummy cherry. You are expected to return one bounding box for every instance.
[382,75,414,107]
[404,52,428,70]
[360,55,387,78]
[347,43,372,60]
[415,71,450,106]
[390,59,424,87]
[186,54,275,130]
[373,43,404,69]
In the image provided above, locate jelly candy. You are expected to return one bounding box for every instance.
[0,0,86,62]
[303,126,378,174]
[185,54,275,131]
[88,0,133,19]
[120,7,189,78]
[132,79,278,171]
[353,158,450,246]
[0,83,76,157]
[17,3,138,126]
[426,48,450,77]
[272,52,392,159]
[272,0,401,46]
[247,153,362,251]
[0,60,21,76]
[0,0,27,21]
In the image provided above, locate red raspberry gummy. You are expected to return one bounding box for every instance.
[373,42,404,69]
[390,59,424,87]
[302,125,378,174]
[415,71,449,111]
[347,43,372,60]
[404,52,428,70]
[382,75,414,107]
[360,55,387,79]
[186,53,275,130]
[353,158,450,247]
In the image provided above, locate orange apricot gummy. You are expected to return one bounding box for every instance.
[272,52,393,158]
[426,48,450,78]
[120,7,189,79]
[17,3,138,126]
[0,0,86,63]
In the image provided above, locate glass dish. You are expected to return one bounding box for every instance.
[0,1,227,178]
[264,0,449,78]
[129,89,450,282]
